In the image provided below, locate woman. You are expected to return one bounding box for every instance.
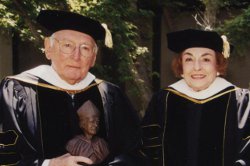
[140,29,250,166]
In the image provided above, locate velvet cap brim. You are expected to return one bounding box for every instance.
[36,10,105,41]
[167,29,224,53]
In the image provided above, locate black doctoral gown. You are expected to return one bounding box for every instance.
[0,72,141,166]
[140,78,250,166]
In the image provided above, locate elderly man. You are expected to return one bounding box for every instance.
[0,10,140,166]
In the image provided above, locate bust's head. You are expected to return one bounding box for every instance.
[77,100,100,140]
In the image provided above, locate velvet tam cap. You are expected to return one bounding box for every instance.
[36,10,105,41]
[167,29,224,53]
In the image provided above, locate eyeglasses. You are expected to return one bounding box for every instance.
[51,37,96,57]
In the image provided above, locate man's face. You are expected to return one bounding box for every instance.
[44,30,97,85]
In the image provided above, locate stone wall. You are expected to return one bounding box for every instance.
[0,30,13,80]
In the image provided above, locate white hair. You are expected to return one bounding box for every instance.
[49,33,55,47]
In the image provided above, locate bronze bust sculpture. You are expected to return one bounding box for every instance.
[66,100,110,165]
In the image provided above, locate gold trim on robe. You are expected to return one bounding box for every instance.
[165,87,239,104]
[6,76,103,95]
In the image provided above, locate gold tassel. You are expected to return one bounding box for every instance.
[221,35,230,59]
[101,23,113,48]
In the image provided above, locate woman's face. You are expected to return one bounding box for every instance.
[181,47,218,91]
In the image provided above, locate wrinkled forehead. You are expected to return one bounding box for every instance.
[53,29,96,44]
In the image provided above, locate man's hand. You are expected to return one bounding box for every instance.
[49,153,93,166]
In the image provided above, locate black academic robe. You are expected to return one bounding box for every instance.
[140,86,250,166]
[0,72,141,166]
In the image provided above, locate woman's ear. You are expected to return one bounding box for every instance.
[44,37,52,60]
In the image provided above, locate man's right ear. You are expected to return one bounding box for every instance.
[44,37,52,60]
